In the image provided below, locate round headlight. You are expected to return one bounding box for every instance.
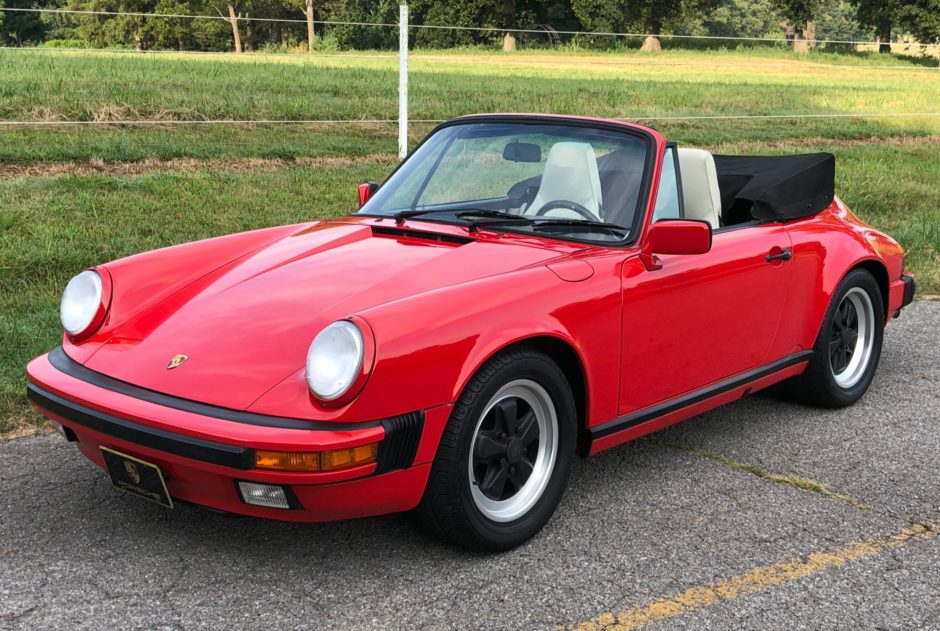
[60,270,104,336]
[306,321,364,401]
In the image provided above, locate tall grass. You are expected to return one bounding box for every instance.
[0,47,938,434]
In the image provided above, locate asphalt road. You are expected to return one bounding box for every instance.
[1,302,938,630]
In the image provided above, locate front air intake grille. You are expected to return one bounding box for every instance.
[376,411,424,473]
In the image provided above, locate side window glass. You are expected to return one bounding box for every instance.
[652,147,681,222]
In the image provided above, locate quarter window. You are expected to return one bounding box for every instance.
[652,146,683,222]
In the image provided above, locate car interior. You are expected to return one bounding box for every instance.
[507,141,796,235]
[504,142,749,232]
[676,148,722,229]
[505,143,647,226]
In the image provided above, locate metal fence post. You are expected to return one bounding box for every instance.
[398,1,409,160]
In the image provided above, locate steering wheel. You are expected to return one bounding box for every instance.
[534,200,597,221]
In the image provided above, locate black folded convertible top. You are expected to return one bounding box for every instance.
[712,153,835,223]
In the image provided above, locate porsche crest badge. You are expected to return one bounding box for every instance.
[124,460,141,485]
[167,354,189,370]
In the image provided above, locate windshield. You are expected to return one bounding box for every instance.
[358,121,651,243]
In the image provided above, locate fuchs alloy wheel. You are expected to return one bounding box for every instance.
[468,379,558,522]
[829,287,876,389]
[791,268,884,408]
[415,347,576,551]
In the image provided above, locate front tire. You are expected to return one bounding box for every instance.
[414,347,576,552]
[791,268,884,408]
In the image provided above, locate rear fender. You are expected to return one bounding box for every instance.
[784,199,902,350]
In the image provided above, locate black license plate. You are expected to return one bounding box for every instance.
[101,447,173,509]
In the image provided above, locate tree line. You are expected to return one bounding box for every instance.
[1,0,938,53]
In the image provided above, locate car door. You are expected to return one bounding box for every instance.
[618,148,793,415]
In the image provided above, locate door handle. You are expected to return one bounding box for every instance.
[765,247,792,263]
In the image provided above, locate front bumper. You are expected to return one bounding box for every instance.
[901,273,916,308]
[889,272,916,319]
[27,349,450,522]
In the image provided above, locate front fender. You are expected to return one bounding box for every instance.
[248,261,623,428]
[63,223,311,364]
[358,263,622,423]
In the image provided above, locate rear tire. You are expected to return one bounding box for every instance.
[790,268,884,408]
[414,346,576,552]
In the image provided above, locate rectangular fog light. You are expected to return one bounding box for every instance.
[237,482,293,510]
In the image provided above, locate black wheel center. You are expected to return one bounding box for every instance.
[506,438,524,464]
[471,395,542,501]
[830,298,861,374]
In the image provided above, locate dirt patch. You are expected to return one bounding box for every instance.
[0,423,50,441]
[0,154,400,180]
[4,135,935,182]
[711,134,940,153]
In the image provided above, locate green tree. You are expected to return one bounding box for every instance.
[326,0,398,49]
[571,0,721,49]
[0,0,48,44]
[702,0,781,39]
[773,0,823,49]
[407,0,553,50]
[144,0,231,50]
[813,0,868,44]
[851,0,901,51]
[410,0,499,48]
[68,0,159,49]
[899,0,940,44]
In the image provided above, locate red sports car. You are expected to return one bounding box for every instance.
[28,114,915,550]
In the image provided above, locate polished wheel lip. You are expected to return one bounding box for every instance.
[829,287,876,389]
[468,379,558,523]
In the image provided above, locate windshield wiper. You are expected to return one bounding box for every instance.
[390,208,454,222]
[456,211,537,233]
[383,208,625,237]
[389,208,521,223]
[468,215,628,235]
[528,218,629,234]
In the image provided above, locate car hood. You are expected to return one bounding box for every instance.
[82,220,568,410]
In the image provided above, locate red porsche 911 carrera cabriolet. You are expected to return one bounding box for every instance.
[28,114,915,550]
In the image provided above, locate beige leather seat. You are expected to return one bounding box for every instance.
[525,142,603,220]
[676,148,721,229]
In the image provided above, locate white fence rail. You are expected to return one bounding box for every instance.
[1,3,938,156]
[1,6,932,48]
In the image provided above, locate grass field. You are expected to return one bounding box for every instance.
[1,46,939,435]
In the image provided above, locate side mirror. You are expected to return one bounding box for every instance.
[358,182,378,207]
[642,219,712,270]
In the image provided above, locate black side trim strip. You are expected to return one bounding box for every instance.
[376,411,425,473]
[28,384,253,469]
[589,351,814,442]
[47,347,381,432]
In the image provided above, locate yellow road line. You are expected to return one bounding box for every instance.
[565,522,938,631]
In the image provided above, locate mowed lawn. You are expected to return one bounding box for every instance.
[1,47,938,435]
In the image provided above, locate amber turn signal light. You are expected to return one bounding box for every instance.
[321,443,378,471]
[254,443,378,472]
